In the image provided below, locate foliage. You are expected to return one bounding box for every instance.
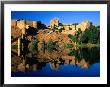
[27,26,37,36]
[53,25,58,30]
[81,25,100,44]
[75,28,82,44]
[68,47,100,64]
[68,25,100,45]
[68,34,77,42]
[66,44,73,48]
[43,40,58,52]
[30,39,38,54]
[11,45,18,49]
[59,28,63,32]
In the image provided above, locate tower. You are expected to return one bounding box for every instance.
[50,18,59,28]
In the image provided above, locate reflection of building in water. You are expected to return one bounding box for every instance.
[11,56,90,72]
[18,38,21,56]
[50,62,59,70]
[76,59,89,68]
[17,24,28,57]
[62,56,89,69]
[12,49,91,73]
[62,56,76,64]
[17,63,25,72]
[32,64,37,71]
[26,64,38,71]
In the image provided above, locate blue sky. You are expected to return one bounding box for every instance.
[11,11,100,26]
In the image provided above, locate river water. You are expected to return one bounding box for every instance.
[11,47,100,77]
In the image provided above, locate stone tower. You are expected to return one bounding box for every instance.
[50,18,59,28]
[17,20,26,29]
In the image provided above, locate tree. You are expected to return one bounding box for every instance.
[45,40,58,52]
[75,28,82,44]
[88,26,99,44]
[52,25,58,31]
[68,34,77,42]
[81,25,100,44]
[30,39,38,55]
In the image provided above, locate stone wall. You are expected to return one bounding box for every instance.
[62,21,91,32]
[17,20,26,29]
[11,19,38,30]
[50,18,91,35]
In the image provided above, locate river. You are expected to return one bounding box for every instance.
[11,47,100,77]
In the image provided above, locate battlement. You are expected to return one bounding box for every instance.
[11,19,37,30]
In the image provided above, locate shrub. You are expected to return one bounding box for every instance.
[68,34,77,42]
[30,40,38,54]
[66,44,73,48]
[44,40,58,52]
[11,45,18,49]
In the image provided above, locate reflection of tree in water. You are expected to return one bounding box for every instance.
[68,47,100,65]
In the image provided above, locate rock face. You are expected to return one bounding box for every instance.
[37,29,74,50]
[37,30,73,43]
[11,27,22,37]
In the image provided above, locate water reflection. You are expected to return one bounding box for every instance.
[11,47,100,77]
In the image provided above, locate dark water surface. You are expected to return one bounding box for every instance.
[11,47,100,77]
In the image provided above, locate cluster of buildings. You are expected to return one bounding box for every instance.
[11,19,47,36]
[11,18,91,36]
[50,18,91,35]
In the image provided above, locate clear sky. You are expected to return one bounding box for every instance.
[11,11,100,26]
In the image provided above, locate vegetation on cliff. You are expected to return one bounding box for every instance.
[68,25,100,48]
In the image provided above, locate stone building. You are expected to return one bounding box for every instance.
[50,18,59,28]
[11,19,38,30]
[62,21,91,32]
[49,18,91,35]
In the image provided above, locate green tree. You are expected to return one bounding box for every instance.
[45,40,58,52]
[52,25,58,31]
[81,25,100,44]
[88,26,99,44]
[30,39,38,55]
[68,34,77,42]
[59,28,64,32]
[75,28,82,44]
